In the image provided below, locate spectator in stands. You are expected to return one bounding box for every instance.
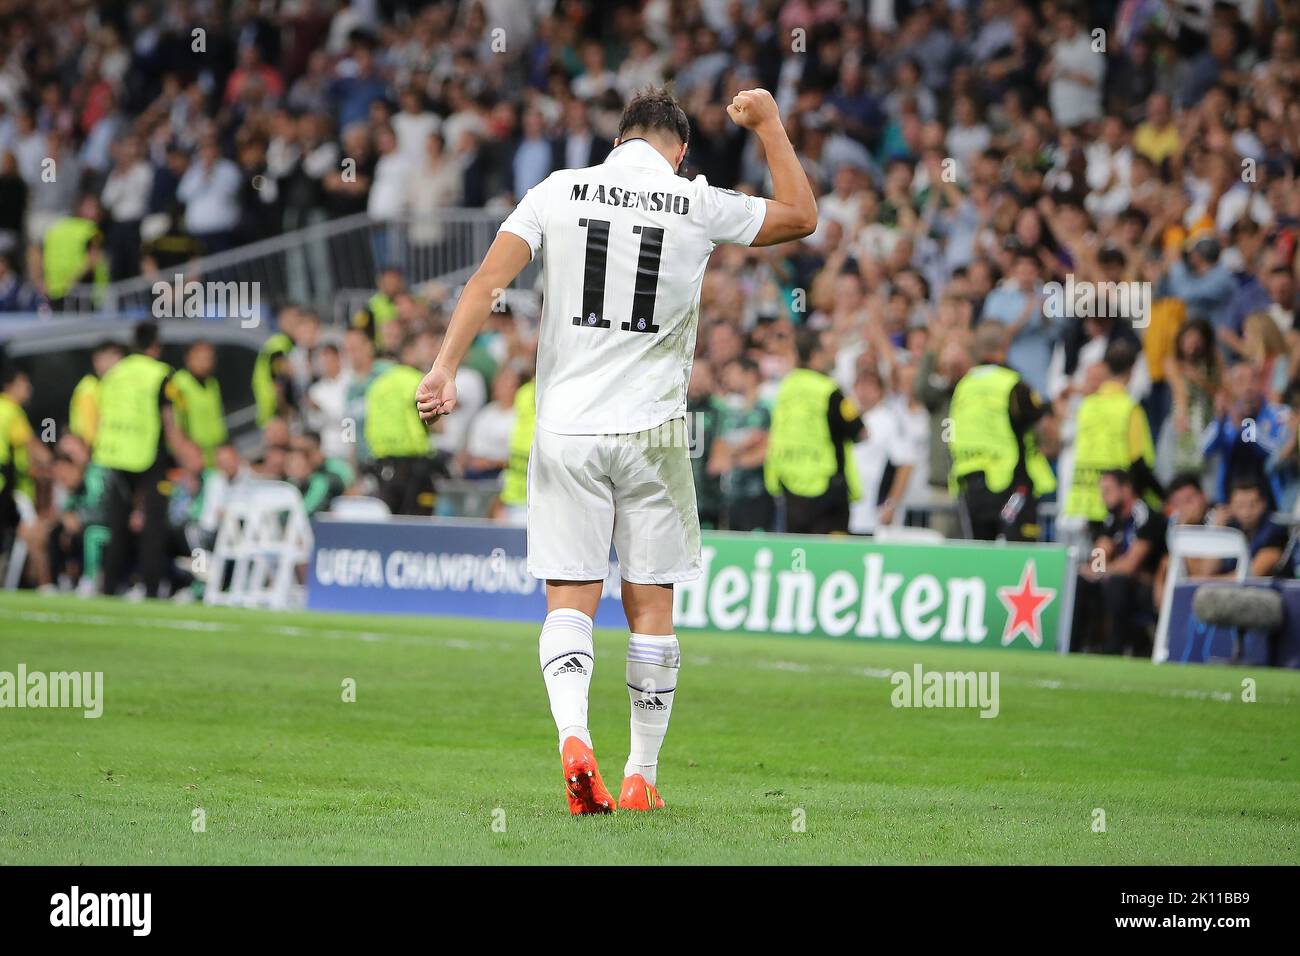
[1215,475,1291,577]
[1203,361,1293,507]
[848,364,914,534]
[101,134,153,279]
[177,134,242,254]
[284,442,343,517]
[709,357,773,532]
[981,250,1056,395]
[459,364,519,481]
[1074,469,1168,655]
[1152,472,1221,607]
[23,130,81,252]
[305,343,352,462]
[1163,318,1222,480]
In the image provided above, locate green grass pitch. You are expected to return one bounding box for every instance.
[1,591,1297,865]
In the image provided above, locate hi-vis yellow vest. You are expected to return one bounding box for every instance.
[69,373,100,444]
[950,364,1056,496]
[172,370,228,464]
[93,353,172,473]
[0,394,32,494]
[764,367,862,500]
[365,364,429,458]
[501,380,536,506]
[1066,382,1151,522]
[253,332,292,426]
[43,216,107,299]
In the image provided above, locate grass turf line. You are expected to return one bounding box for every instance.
[0,592,1297,864]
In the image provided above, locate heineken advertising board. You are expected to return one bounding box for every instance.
[309,519,1075,651]
[673,533,1075,652]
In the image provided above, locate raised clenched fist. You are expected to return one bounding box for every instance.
[725,88,781,132]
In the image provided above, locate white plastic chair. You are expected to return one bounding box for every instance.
[1153,525,1250,663]
[329,495,391,521]
[872,525,945,544]
[206,480,313,609]
[3,491,36,590]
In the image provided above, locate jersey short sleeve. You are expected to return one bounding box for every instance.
[695,178,767,247]
[498,175,551,259]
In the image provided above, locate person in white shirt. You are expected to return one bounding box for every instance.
[100,134,153,279]
[177,136,242,253]
[459,365,520,478]
[415,87,816,816]
[1043,7,1104,130]
[367,125,411,269]
[848,365,917,534]
[305,343,353,462]
[392,87,441,167]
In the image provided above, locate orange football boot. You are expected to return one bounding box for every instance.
[561,736,615,815]
[617,773,665,811]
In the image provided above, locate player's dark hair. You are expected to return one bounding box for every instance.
[618,86,690,146]
[133,320,160,352]
[1104,339,1138,377]
[93,339,124,356]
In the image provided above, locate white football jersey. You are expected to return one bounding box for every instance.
[499,138,766,435]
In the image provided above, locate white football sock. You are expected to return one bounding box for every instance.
[539,608,595,751]
[625,633,680,785]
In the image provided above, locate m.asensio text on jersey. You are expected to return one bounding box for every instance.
[567,182,692,216]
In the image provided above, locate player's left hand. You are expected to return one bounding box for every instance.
[416,366,457,424]
[726,88,780,131]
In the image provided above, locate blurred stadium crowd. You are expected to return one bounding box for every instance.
[1,0,1299,652]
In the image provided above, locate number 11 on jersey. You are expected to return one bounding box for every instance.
[572,218,664,334]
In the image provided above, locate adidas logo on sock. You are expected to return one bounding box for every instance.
[633,696,667,711]
[552,656,588,676]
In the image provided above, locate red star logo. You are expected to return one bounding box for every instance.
[997,562,1056,647]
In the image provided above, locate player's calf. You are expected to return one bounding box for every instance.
[622,632,679,807]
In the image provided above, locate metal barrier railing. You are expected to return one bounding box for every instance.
[58,209,533,321]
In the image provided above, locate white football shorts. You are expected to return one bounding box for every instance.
[526,418,702,584]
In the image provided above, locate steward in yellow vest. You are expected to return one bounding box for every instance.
[1065,340,1160,524]
[499,378,536,513]
[365,333,436,515]
[253,330,292,426]
[948,322,1056,541]
[43,198,108,304]
[172,341,228,467]
[68,340,125,446]
[91,321,193,598]
[764,329,864,534]
[0,369,51,520]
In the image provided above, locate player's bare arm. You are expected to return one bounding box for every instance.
[726,89,818,246]
[415,232,532,424]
